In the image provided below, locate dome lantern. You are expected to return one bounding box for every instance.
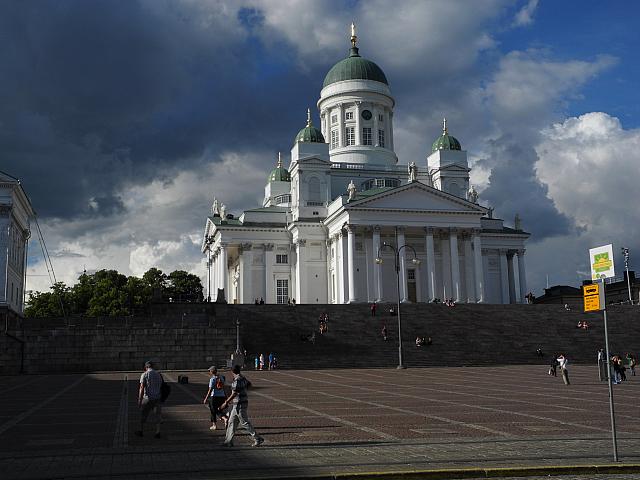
[268,152,291,183]
[431,118,462,153]
[294,108,325,144]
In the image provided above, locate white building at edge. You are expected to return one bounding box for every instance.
[202,29,529,305]
[0,171,34,313]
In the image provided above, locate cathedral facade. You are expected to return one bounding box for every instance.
[202,29,529,305]
[0,171,33,313]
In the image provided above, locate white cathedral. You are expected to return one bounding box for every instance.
[202,27,529,305]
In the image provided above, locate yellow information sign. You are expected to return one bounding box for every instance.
[583,283,602,312]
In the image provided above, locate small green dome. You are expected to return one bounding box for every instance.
[295,108,325,144]
[322,46,388,88]
[431,119,462,153]
[268,154,290,183]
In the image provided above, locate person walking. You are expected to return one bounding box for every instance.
[221,365,264,447]
[548,355,557,377]
[135,360,163,438]
[203,366,227,430]
[597,348,606,381]
[259,353,265,371]
[268,352,274,370]
[381,324,387,341]
[370,302,377,317]
[557,354,570,385]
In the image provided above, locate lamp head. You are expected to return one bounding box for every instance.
[412,258,422,266]
[375,258,383,264]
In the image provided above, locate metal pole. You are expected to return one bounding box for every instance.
[601,278,619,461]
[396,251,404,369]
[236,318,240,353]
[622,248,632,305]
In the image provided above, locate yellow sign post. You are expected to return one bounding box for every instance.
[583,283,603,312]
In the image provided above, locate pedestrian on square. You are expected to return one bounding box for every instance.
[259,353,265,370]
[597,348,606,381]
[254,355,259,370]
[268,352,274,370]
[203,366,227,431]
[370,302,377,316]
[135,360,163,438]
[548,355,557,377]
[381,324,387,341]
[557,354,570,385]
[221,365,264,447]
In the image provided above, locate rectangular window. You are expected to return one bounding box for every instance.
[362,127,372,145]
[331,130,338,149]
[345,127,355,146]
[276,279,289,305]
[378,114,384,122]
[376,179,385,188]
[276,254,288,264]
[408,269,416,281]
[331,114,337,124]
[378,129,385,148]
[345,111,353,120]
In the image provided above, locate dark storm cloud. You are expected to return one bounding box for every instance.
[477,135,573,238]
[0,1,321,219]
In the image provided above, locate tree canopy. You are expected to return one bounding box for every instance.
[25,268,203,318]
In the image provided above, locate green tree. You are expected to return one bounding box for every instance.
[142,267,167,301]
[85,270,129,317]
[24,282,71,317]
[167,270,203,301]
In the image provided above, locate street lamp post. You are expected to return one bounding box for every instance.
[622,247,632,305]
[236,317,240,353]
[375,241,421,369]
[205,236,213,302]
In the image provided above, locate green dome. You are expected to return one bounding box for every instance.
[295,109,325,144]
[268,167,290,183]
[431,119,462,153]
[322,47,388,88]
[268,154,290,183]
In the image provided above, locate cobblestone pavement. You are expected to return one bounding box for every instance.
[2,365,640,479]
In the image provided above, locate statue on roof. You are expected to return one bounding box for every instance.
[347,180,357,202]
[408,162,417,182]
[514,213,522,231]
[467,185,478,203]
[487,207,494,219]
[220,203,227,219]
[211,197,220,217]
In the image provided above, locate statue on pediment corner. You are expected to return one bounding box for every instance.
[467,185,478,203]
[347,180,357,202]
[514,213,522,231]
[408,162,417,182]
[220,203,227,219]
[211,197,220,216]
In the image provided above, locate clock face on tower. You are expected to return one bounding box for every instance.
[361,109,372,120]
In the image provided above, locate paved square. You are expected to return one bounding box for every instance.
[2,365,640,479]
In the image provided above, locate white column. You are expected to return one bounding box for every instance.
[264,244,274,303]
[499,249,509,304]
[338,232,348,303]
[220,244,228,302]
[295,240,305,303]
[239,244,253,304]
[472,231,484,303]
[337,104,344,147]
[517,249,528,304]
[364,230,374,302]
[210,253,217,300]
[397,227,407,302]
[507,252,516,304]
[388,111,394,151]
[464,233,475,303]
[449,228,461,302]
[347,225,357,303]
[373,107,380,146]
[355,102,362,145]
[373,226,382,301]
[425,227,436,302]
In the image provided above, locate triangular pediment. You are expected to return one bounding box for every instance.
[295,156,331,166]
[347,182,485,213]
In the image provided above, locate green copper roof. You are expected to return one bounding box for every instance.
[295,109,325,144]
[295,125,325,143]
[431,119,462,153]
[322,47,388,88]
[268,166,290,183]
[268,154,290,183]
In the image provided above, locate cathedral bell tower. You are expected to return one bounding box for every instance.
[317,24,397,166]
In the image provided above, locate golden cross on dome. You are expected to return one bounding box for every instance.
[277,152,282,168]
[306,108,312,127]
[350,22,357,47]
[443,117,448,134]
